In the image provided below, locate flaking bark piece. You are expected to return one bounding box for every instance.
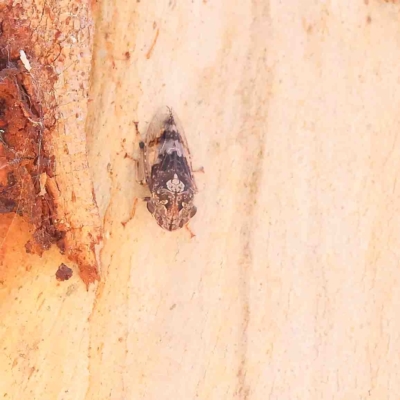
[0,1,102,287]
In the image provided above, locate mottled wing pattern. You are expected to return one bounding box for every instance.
[143,106,197,192]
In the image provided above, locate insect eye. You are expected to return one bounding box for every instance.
[190,206,197,218]
[147,201,155,214]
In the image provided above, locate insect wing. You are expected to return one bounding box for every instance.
[166,107,195,172]
[144,106,197,192]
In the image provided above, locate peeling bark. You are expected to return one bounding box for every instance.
[0,1,101,286]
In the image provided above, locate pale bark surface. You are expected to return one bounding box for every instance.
[2,1,400,399]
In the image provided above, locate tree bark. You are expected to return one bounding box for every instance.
[0,0,101,286]
[2,1,400,399]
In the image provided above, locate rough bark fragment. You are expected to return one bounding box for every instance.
[55,262,73,281]
[0,1,101,286]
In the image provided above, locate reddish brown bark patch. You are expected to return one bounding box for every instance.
[0,28,61,253]
[0,3,101,286]
[56,263,73,281]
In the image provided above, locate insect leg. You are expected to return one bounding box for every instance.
[185,224,196,239]
[192,166,205,173]
[135,141,147,185]
[121,198,139,227]
[123,141,146,185]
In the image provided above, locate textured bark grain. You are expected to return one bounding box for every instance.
[2,1,400,399]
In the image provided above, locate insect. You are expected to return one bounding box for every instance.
[137,106,198,231]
